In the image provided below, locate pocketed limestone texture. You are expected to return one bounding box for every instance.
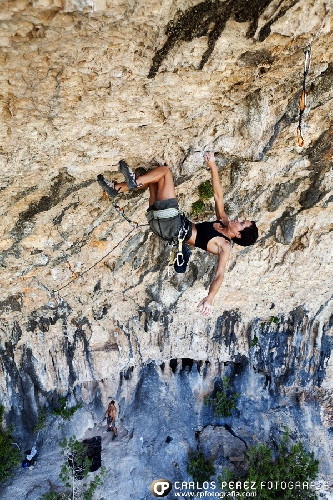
[0,0,332,498]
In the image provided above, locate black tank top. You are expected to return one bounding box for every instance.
[194,221,231,250]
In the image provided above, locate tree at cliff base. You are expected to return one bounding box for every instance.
[0,405,21,484]
[219,428,319,499]
[40,435,106,500]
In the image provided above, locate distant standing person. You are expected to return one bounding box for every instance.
[103,400,118,439]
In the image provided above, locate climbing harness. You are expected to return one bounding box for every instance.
[146,207,180,221]
[147,206,192,274]
[146,205,191,274]
[297,46,312,147]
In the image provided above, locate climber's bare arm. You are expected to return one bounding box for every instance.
[204,152,227,222]
[197,246,230,316]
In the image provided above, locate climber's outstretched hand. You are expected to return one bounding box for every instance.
[197,297,213,317]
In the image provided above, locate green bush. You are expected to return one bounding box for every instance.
[188,449,215,484]
[260,316,279,329]
[219,428,319,499]
[0,406,21,483]
[52,397,82,421]
[250,335,259,347]
[191,180,214,217]
[204,377,239,418]
[191,199,205,217]
[34,406,47,433]
[198,180,213,200]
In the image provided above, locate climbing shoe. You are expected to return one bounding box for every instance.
[97,174,119,199]
[119,160,139,190]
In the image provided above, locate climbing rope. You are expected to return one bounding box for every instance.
[55,201,148,293]
[297,46,312,147]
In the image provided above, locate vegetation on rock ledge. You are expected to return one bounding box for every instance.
[52,397,82,421]
[40,435,106,500]
[0,405,21,484]
[188,448,216,485]
[204,376,239,418]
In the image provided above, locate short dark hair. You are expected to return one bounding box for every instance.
[233,221,258,247]
[110,400,115,405]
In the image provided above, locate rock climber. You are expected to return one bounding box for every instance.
[97,152,258,317]
[103,400,118,439]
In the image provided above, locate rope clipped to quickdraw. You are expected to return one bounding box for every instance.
[57,224,151,292]
[66,259,79,280]
[112,203,139,228]
[59,251,79,281]
[56,199,148,292]
[297,46,312,147]
[102,190,139,228]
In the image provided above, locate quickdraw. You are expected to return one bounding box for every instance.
[66,261,79,280]
[176,235,185,267]
[61,251,79,280]
[167,220,190,276]
[112,203,139,228]
[102,189,139,228]
[57,224,151,292]
[297,47,312,147]
[168,246,176,276]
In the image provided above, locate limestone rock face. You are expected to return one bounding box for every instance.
[0,0,332,498]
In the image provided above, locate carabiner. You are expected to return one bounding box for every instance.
[304,46,312,75]
[176,251,184,266]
